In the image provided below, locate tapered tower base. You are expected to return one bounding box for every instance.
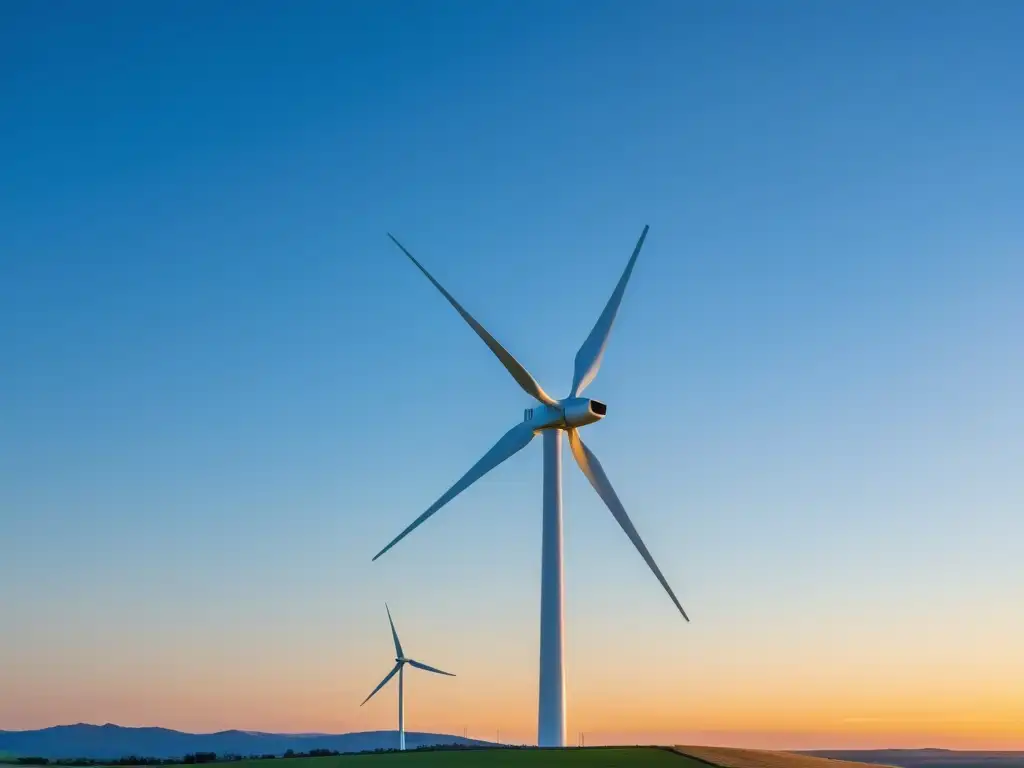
[537,429,566,747]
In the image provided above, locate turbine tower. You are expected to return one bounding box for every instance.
[360,604,456,751]
[373,226,688,747]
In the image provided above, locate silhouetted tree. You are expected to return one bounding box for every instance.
[182,754,216,765]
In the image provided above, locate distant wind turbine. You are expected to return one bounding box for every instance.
[360,604,455,751]
[373,226,688,747]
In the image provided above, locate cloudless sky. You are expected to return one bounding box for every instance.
[2,0,1022,750]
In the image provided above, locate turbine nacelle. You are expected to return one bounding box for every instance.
[561,397,606,428]
[523,398,607,431]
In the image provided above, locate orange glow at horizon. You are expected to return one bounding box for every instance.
[5,560,1022,752]
[6,672,1023,751]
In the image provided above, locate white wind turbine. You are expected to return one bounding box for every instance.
[360,604,456,752]
[373,225,688,748]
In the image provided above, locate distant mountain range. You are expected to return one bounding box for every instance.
[0,724,491,760]
[4,727,1023,765]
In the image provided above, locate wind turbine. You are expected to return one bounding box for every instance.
[360,604,455,751]
[373,225,688,748]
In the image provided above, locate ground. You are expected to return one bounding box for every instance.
[228,749,698,767]
[671,747,892,768]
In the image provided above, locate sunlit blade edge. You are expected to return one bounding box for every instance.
[567,428,689,621]
[570,225,649,397]
[388,234,556,405]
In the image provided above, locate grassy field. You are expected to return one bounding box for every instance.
[672,746,894,768]
[224,749,699,767]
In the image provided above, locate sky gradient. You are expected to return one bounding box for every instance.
[2,0,1022,750]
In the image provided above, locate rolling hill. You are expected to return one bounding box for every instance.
[673,745,896,768]
[804,751,1024,768]
[674,746,1024,768]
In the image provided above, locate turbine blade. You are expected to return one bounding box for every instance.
[360,663,400,706]
[388,233,557,406]
[567,428,689,621]
[569,225,649,397]
[385,603,404,658]
[372,421,537,561]
[408,659,456,677]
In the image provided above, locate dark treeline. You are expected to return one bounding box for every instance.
[5,743,522,766]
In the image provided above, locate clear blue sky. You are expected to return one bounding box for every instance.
[2,0,1022,748]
